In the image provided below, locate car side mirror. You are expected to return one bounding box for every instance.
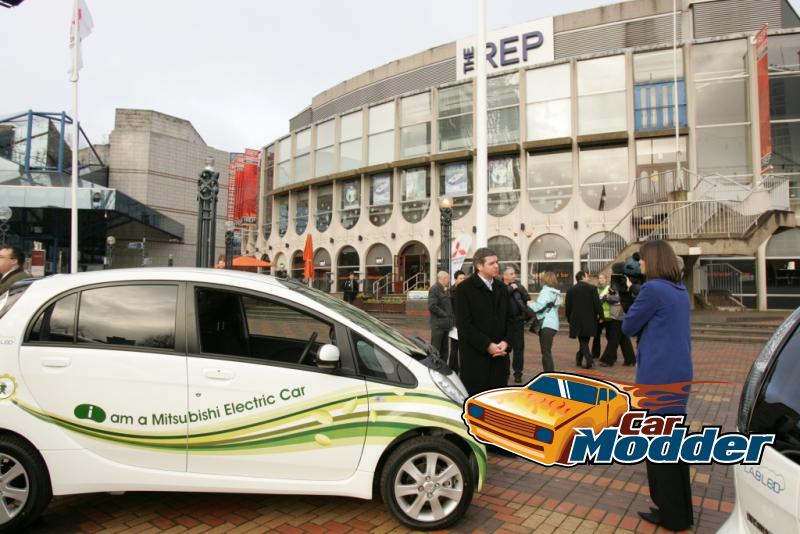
[317,344,340,369]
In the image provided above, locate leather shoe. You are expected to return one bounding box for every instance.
[514,375,522,384]
[637,510,660,526]
[598,361,611,367]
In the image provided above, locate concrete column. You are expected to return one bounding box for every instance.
[682,255,699,311]
[756,239,768,310]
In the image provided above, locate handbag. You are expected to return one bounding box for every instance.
[529,300,554,335]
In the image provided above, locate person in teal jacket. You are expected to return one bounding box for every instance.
[528,271,561,372]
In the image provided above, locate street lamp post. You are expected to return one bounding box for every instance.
[0,206,12,244]
[104,235,115,269]
[438,195,453,276]
[195,157,220,268]
[224,222,235,269]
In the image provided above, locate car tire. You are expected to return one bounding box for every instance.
[0,435,52,533]
[380,436,474,531]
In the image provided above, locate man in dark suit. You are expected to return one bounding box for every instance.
[565,271,602,369]
[343,272,359,304]
[0,246,29,295]
[428,271,454,360]
[455,248,513,396]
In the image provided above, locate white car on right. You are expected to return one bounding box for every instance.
[720,306,800,534]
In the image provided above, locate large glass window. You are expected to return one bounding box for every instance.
[291,250,305,280]
[340,178,360,229]
[694,40,751,182]
[488,73,519,145]
[315,120,335,177]
[528,235,574,293]
[294,128,311,182]
[277,137,291,187]
[634,50,686,131]
[366,244,393,295]
[578,56,627,135]
[78,285,178,349]
[579,146,629,211]
[401,166,430,223]
[527,150,572,214]
[400,93,431,158]
[526,63,571,141]
[766,229,800,309]
[312,248,333,292]
[488,155,520,217]
[770,34,800,203]
[368,172,392,226]
[340,111,363,172]
[337,246,360,292]
[368,102,395,165]
[277,195,289,237]
[315,184,333,232]
[580,232,626,274]
[439,160,472,220]
[438,83,473,152]
[635,137,687,203]
[488,236,520,274]
[294,190,308,235]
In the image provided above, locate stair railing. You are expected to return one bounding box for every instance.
[403,272,429,294]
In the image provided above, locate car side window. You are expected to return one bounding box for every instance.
[352,333,414,385]
[77,285,178,349]
[749,322,800,465]
[608,390,617,401]
[28,293,77,343]
[598,389,607,403]
[195,287,333,367]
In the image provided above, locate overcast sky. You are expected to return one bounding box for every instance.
[2,0,798,153]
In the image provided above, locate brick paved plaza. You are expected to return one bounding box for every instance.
[29,321,760,534]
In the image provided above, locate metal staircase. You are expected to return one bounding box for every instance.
[587,169,793,274]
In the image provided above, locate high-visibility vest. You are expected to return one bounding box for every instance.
[598,285,612,320]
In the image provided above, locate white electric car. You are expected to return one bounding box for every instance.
[0,269,485,531]
[720,306,800,534]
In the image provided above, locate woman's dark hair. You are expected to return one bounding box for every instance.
[639,240,682,282]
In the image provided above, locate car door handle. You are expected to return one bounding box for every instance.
[41,356,71,368]
[203,368,235,380]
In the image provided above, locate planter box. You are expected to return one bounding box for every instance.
[361,302,406,314]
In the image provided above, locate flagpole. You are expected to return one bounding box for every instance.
[70,0,79,273]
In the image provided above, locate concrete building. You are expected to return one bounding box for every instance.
[254,0,800,309]
[99,109,230,268]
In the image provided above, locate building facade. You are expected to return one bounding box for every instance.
[255,0,800,308]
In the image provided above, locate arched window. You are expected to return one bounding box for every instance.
[337,246,360,292]
[366,244,393,294]
[488,236,521,275]
[340,179,361,229]
[439,161,472,220]
[368,172,392,226]
[528,234,574,292]
[291,250,304,280]
[401,167,431,223]
[580,231,626,274]
[312,248,332,292]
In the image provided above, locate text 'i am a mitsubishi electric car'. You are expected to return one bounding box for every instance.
[0,269,486,531]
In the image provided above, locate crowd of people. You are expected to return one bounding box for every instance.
[423,242,694,531]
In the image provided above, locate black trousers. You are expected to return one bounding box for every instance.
[539,328,557,373]
[431,328,449,360]
[646,459,694,530]
[591,321,606,359]
[599,320,621,364]
[576,336,592,367]
[448,338,460,373]
[508,319,525,377]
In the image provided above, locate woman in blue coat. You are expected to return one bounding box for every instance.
[621,240,693,531]
[528,271,561,372]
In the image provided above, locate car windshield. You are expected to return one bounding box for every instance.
[278,279,426,359]
[528,376,598,405]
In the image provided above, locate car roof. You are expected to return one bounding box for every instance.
[19,268,285,301]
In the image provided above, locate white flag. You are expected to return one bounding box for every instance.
[68,0,94,80]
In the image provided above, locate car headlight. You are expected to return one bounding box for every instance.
[430,368,467,405]
[467,403,484,419]
[534,427,554,444]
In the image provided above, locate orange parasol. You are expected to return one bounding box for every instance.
[303,234,314,280]
[232,256,271,268]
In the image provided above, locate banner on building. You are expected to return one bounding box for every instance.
[372,173,391,205]
[488,156,515,192]
[755,25,772,173]
[342,180,360,209]
[404,168,428,201]
[444,162,468,196]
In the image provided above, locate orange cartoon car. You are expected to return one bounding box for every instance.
[463,372,630,465]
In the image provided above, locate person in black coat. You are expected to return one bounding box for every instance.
[448,270,467,373]
[428,271,455,360]
[343,272,359,304]
[455,248,513,396]
[503,265,531,384]
[564,271,602,369]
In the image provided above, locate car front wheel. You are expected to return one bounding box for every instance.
[380,436,474,530]
[0,435,52,533]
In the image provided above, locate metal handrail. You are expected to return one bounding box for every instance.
[403,272,428,294]
[705,263,744,303]
[372,271,398,297]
